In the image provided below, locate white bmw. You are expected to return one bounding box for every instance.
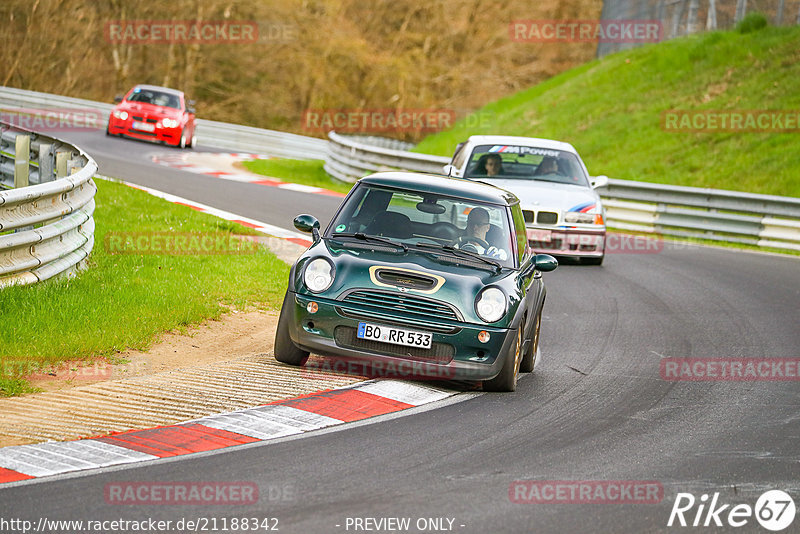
[444,135,608,265]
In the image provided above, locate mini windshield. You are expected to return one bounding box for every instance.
[127,89,182,110]
[328,184,516,268]
[465,144,590,187]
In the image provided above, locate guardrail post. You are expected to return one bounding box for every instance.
[68,158,82,176]
[55,150,70,178]
[37,143,53,183]
[14,133,30,188]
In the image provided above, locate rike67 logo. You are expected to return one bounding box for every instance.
[668,490,796,531]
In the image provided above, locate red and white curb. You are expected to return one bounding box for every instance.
[97,175,314,248]
[151,152,346,198]
[0,379,456,485]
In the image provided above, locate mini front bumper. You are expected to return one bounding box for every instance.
[528,226,606,258]
[287,291,517,382]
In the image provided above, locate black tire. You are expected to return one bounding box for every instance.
[274,292,309,366]
[179,130,187,149]
[520,310,541,373]
[483,326,522,392]
[582,255,604,266]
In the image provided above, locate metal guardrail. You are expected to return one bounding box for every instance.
[0,120,97,288]
[324,131,448,182]
[326,131,800,252]
[0,86,328,160]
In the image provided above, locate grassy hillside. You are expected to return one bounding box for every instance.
[415,23,800,197]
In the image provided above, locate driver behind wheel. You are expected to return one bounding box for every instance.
[456,207,508,261]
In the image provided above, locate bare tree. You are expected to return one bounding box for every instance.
[671,0,687,38]
[687,0,700,34]
[706,0,717,30]
[735,0,747,23]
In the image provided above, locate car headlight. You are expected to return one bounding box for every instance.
[564,212,596,224]
[162,118,178,128]
[303,258,334,293]
[475,287,507,323]
[113,110,128,120]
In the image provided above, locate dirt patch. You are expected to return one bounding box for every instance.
[24,309,277,395]
[0,307,369,448]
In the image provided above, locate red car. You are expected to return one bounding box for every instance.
[107,84,196,148]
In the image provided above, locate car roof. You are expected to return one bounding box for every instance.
[465,135,578,155]
[359,172,519,206]
[130,84,184,97]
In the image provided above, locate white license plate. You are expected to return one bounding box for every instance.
[527,229,552,242]
[357,322,432,349]
[132,121,155,132]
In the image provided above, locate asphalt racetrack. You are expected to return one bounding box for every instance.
[2,131,798,533]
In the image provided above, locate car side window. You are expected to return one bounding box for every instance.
[511,205,529,265]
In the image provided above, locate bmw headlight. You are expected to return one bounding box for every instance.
[113,110,128,120]
[564,212,596,224]
[475,287,507,323]
[303,258,334,293]
[162,118,179,128]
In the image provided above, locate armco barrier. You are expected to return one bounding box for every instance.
[0,86,327,160]
[325,131,800,252]
[0,120,97,288]
[324,131,448,183]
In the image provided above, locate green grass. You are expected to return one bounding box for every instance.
[242,158,353,194]
[0,179,289,396]
[414,24,800,198]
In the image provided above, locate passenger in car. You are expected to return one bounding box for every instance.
[534,156,559,176]
[475,154,504,176]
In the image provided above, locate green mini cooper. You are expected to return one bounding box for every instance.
[274,172,557,392]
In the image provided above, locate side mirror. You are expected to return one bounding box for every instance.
[187,100,196,114]
[590,175,609,189]
[294,214,321,241]
[534,254,558,272]
[114,95,123,103]
[442,164,456,176]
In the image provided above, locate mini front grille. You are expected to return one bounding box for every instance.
[336,307,460,334]
[333,326,454,363]
[341,289,460,321]
[537,211,559,224]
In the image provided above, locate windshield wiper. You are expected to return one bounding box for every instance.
[327,232,407,252]
[411,242,502,273]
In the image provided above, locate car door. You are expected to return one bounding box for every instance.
[512,204,542,340]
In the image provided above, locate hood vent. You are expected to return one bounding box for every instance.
[375,269,437,291]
